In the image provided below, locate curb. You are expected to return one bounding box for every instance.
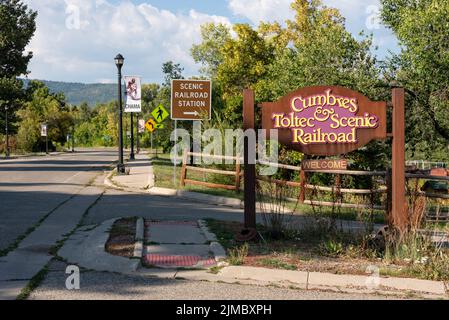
[179,266,448,300]
[104,170,117,189]
[133,218,144,259]
[198,220,227,263]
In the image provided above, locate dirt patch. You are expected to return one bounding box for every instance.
[105,217,137,258]
[207,219,391,276]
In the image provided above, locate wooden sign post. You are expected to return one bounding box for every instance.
[392,88,407,231]
[243,89,257,232]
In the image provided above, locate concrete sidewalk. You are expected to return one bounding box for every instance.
[106,152,154,191]
[0,181,105,300]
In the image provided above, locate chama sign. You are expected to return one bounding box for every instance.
[262,86,387,156]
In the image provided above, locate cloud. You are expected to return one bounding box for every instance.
[228,0,294,25]
[23,0,231,83]
[227,0,397,58]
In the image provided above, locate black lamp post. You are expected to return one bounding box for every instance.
[130,112,135,160]
[115,54,126,174]
[4,106,10,158]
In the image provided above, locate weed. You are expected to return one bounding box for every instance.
[228,243,249,266]
[319,239,344,258]
[258,258,297,271]
[208,266,224,274]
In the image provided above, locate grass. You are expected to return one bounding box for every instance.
[258,258,297,271]
[16,265,49,300]
[203,218,237,250]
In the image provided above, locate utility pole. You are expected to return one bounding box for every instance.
[5,106,10,158]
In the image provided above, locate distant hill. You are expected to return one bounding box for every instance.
[22,79,116,107]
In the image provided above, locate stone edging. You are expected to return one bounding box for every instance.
[198,220,227,264]
[133,218,144,259]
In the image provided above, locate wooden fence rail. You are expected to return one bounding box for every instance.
[180,149,243,191]
[180,152,448,220]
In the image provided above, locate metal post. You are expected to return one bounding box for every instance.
[392,88,407,231]
[45,134,48,155]
[130,112,135,160]
[71,125,75,152]
[174,120,178,187]
[117,63,125,174]
[136,114,140,154]
[5,106,10,158]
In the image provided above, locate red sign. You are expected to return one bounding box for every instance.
[261,86,387,156]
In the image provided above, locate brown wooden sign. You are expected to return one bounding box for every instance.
[302,159,348,171]
[171,79,211,120]
[261,86,387,156]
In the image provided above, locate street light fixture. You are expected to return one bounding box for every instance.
[115,53,126,174]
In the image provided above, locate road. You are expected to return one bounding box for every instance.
[0,149,117,252]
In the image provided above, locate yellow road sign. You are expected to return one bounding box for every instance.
[155,123,164,129]
[145,119,157,133]
[152,105,169,123]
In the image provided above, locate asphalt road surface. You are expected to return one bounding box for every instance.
[0,149,117,252]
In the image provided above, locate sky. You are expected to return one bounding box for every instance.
[22,0,399,84]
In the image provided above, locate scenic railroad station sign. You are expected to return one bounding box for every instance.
[261,86,387,156]
[171,79,211,120]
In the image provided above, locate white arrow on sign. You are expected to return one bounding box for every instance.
[183,111,199,116]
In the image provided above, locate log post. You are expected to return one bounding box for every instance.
[299,155,308,204]
[243,89,256,230]
[392,88,408,231]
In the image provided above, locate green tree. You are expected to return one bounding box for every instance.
[162,61,184,87]
[191,23,231,78]
[17,81,73,152]
[0,0,37,135]
[381,0,449,158]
